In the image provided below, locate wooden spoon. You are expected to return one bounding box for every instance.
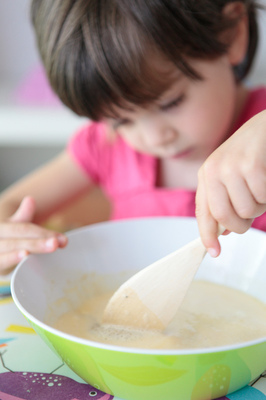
[103,225,225,331]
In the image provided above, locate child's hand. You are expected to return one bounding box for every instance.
[196,111,266,257]
[0,196,68,274]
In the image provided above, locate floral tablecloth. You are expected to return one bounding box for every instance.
[1,280,266,400]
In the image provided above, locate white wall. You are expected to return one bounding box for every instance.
[0,1,62,190]
[0,0,39,88]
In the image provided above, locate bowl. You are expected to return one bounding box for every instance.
[11,217,266,400]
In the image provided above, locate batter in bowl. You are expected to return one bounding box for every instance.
[53,280,266,349]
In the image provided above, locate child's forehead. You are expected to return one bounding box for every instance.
[105,72,185,121]
[101,56,186,118]
[154,58,186,84]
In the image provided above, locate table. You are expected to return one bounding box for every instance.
[1,280,266,400]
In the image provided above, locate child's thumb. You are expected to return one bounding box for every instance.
[9,196,36,223]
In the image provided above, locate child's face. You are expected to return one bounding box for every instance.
[107,56,244,162]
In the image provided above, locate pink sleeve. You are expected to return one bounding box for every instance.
[67,122,108,185]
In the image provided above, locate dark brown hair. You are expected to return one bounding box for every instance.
[31,0,260,120]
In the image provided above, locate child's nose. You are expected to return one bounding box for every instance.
[145,127,177,147]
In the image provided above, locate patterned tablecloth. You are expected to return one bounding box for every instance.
[1,280,266,400]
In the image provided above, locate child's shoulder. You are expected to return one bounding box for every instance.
[67,120,138,173]
[70,121,108,142]
[68,121,116,153]
[67,122,107,165]
[68,120,134,156]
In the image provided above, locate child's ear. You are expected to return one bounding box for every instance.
[222,2,249,66]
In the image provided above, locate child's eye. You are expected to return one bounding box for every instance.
[160,94,185,111]
[113,118,132,129]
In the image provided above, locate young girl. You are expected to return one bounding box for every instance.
[0,0,266,274]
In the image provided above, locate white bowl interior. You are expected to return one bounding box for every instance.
[11,217,266,335]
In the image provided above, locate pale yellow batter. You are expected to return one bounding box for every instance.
[53,280,266,349]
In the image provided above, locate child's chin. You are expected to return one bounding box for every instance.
[171,148,193,159]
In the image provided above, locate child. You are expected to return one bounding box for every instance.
[0,0,266,274]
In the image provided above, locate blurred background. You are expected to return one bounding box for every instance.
[0,0,112,229]
[0,0,265,227]
[0,0,88,192]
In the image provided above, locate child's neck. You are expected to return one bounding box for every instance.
[156,157,201,190]
[225,84,249,140]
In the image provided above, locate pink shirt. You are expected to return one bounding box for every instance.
[68,87,266,231]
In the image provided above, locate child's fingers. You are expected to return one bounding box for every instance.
[196,173,221,257]
[0,222,67,243]
[199,215,221,258]
[0,250,29,274]
[0,237,62,254]
[246,169,266,207]
[9,196,36,223]
[197,173,254,256]
[196,167,252,257]
[201,167,252,234]
[225,174,266,219]
[0,198,68,275]
[0,234,67,274]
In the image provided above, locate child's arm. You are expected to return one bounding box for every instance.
[196,110,266,257]
[0,151,93,274]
